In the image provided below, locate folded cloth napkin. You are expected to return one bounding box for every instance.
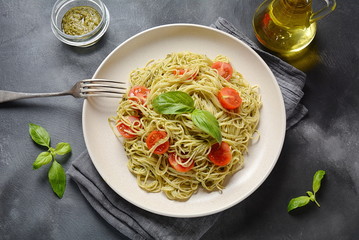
[68,151,218,240]
[212,17,308,129]
[68,18,308,240]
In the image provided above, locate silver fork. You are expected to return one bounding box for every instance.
[0,79,127,104]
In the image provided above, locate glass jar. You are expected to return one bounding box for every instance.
[51,0,110,47]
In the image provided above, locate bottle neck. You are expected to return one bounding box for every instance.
[271,0,313,27]
[286,0,311,8]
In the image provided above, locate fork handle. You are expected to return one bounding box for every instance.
[0,90,70,103]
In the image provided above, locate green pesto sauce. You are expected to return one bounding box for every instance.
[61,6,101,36]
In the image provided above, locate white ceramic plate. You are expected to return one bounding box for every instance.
[82,24,286,218]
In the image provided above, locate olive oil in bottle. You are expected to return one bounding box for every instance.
[252,0,336,54]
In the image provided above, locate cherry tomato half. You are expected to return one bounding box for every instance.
[217,87,242,110]
[128,86,150,105]
[146,130,170,154]
[208,142,232,166]
[168,153,194,172]
[212,62,233,81]
[117,116,141,139]
[173,69,197,80]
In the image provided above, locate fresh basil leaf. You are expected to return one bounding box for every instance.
[152,91,195,114]
[191,109,222,142]
[48,160,66,198]
[29,123,50,147]
[287,196,311,212]
[312,170,326,194]
[33,151,53,169]
[54,142,72,155]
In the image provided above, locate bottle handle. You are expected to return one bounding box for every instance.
[310,0,337,23]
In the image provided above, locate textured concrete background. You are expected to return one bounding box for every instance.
[1,0,358,239]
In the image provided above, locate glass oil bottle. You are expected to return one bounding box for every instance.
[253,0,336,54]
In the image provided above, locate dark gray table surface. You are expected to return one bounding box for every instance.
[1,0,358,239]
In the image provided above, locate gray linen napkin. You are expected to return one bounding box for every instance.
[68,151,218,240]
[68,18,308,240]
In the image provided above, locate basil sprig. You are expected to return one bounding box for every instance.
[29,123,71,198]
[152,91,222,142]
[191,109,221,142]
[152,91,195,114]
[287,170,326,212]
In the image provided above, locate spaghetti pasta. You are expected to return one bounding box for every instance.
[109,52,261,200]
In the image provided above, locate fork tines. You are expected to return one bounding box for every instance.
[81,79,127,98]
